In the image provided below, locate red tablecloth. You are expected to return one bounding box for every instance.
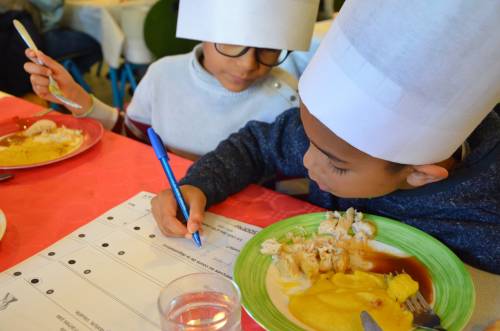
[0,96,323,330]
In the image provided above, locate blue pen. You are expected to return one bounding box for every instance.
[147,128,202,247]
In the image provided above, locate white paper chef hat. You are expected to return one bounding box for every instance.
[299,0,500,165]
[176,0,320,51]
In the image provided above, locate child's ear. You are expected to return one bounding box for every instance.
[406,164,449,187]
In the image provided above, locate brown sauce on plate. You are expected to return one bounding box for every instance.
[0,133,26,146]
[365,250,433,303]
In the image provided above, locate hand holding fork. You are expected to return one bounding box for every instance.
[13,20,93,115]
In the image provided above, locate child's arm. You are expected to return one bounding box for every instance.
[24,49,92,114]
[24,49,118,129]
[179,108,309,207]
[152,108,308,237]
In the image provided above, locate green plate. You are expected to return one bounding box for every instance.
[234,212,475,331]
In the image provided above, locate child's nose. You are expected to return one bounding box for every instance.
[237,48,259,71]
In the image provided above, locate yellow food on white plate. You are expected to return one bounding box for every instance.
[261,209,425,331]
[288,271,418,331]
[0,119,83,166]
[387,272,419,303]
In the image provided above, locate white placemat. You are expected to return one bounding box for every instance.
[0,192,260,330]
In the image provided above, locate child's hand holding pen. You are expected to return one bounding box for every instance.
[147,128,202,246]
[151,185,206,239]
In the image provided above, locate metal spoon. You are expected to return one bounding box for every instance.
[0,174,14,182]
[13,20,82,109]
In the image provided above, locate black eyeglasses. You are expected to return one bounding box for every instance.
[214,43,290,67]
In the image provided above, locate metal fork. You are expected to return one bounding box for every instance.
[13,19,82,109]
[405,291,446,331]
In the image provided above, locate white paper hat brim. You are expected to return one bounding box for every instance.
[177,0,319,51]
[299,0,500,165]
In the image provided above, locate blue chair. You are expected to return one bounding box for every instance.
[43,28,102,94]
[109,4,156,110]
[112,0,200,111]
[107,0,201,111]
[62,59,92,93]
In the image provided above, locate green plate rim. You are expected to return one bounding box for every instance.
[234,212,475,331]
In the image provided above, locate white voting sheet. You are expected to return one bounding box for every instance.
[0,192,260,331]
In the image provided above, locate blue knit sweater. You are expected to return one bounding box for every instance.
[181,108,500,274]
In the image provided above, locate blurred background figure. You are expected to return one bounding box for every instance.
[0,0,101,98]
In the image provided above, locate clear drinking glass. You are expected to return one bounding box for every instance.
[158,273,241,331]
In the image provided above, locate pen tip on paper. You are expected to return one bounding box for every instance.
[193,232,202,247]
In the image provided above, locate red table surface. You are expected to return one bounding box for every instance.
[0,96,323,330]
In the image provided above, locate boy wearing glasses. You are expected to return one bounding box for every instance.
[151,0,500,274]
[23,0,319,160]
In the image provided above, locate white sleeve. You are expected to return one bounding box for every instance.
[83,64,155,132]
[126,66,154,126]
[86,96,119,130]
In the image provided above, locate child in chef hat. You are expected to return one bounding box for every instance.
[152,0,500,274]
[23,0,319,159]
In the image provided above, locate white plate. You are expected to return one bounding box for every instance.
[0,209,6,240]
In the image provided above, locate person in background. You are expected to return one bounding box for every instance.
[151,0,500,275]
[1,0,44,96]
[32,0,101,75]
[0,0,101,97]
[23,0,320,160]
